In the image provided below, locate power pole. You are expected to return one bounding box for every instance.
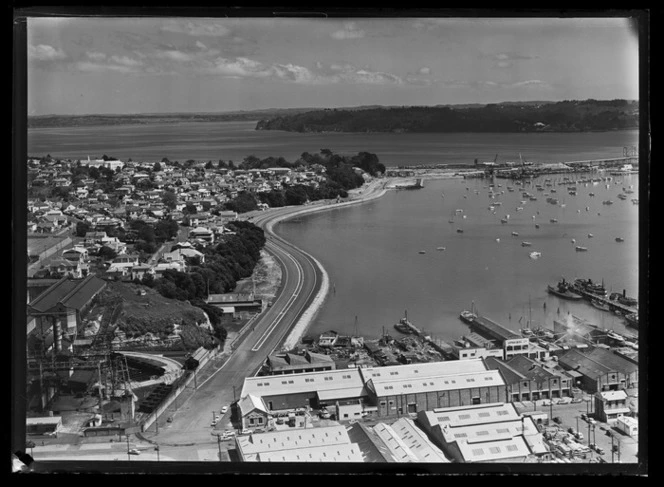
[217,434,222,462]
[126,433,131,461]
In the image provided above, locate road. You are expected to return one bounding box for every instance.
[134,180,388,452]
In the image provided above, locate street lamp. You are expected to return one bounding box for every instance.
[154,445,160,462]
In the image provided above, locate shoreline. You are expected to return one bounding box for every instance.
[262,179,389,351]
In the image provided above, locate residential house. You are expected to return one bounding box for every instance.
[106,253,140,277]
[188,226,214,244]
[48,258,84,279]
[162,247,205,264]
[130,264,155,282]
[61,246,88,263]
[594,390,631,423]
[153,260,187,277]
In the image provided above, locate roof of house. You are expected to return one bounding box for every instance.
[598,390,628,401]
[28,275,107,314]
[505,354,558,382]
[256,444,364,462]
[238,394,268,416]
[558,347,637,379]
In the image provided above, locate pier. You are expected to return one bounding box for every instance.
[466,315,521,342]
[573,288,638,316]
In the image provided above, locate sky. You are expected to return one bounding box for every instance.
[26,16,641,115]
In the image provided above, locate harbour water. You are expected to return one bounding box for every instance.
[277,172,640,342]
[28,121,638,167]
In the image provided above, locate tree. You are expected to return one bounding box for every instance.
[76,221,91,237]
[161,157,170,164]
[162,189,178,210]
[205,160,214,170]
[153,162,162,172]
[98,246,118,261]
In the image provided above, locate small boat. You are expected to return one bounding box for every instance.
[529,251,542,260]
[617,194,627,200]
[500,218,508,224]
[603,200,614,205]
[529,196,538,201]
[521,241,532,247]
[535,224,540,229]
[511,232,519,237]
[587,233,593,238]
[625,312,638,328]
[449,219,455,223]
[550,218,558,223]
[455,209,464,213]
[589,192,595,197]
[631,199,639,204]
[571,239,576,244]
[437,247,446,251]
[516,207,523,211]
[419,250,426,254]
[495,238,500,243]
[456,229,464,233]
[560,204,566,208]
[459,310,477,324]
[575,246,588,252]
[394,311,415,334]
[591,299,611,311]
[615,237,625,242]
[462,215,467,219]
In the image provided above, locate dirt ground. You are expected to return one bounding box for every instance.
[232,250,282,303]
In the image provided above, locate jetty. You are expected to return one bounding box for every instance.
[573,288,638,316]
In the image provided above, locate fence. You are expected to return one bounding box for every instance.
[138,345,218,432]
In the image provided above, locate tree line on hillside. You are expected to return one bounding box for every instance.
[255,99,639,133]
[222,150,384,213]
[138,220,266,343]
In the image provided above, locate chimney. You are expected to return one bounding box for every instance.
[623,289,626,298]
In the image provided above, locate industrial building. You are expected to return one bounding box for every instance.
[26,275,107,354]
[360,360,507,417]
[263,351,336,375]
[557,347,638,393]
[464,315,532,360]
[238,359,507,421]
[416,402,549,463]
[484,355,573,402]
[371,417,450,462]
[234,425,364,462]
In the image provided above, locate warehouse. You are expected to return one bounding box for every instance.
[557,347,638,393]
[234,425,364,462]
[484,355,573,402]
[239,368,368,413]
[416,402,549,463]
[359,360,507,417]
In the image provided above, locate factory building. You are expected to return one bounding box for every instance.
[557,347,638,393]
[416,402,549,463]
[359,360,507,417]
[234,425,364,462]
[263,351,336,375]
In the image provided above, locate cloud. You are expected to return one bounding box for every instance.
[74,61,138,74]
[201,57,407,86]
[86,51,107,61]
[196,41,207,50]
[487,51,537,69]
[331,21,365,40]
[160,19,231,37]
[109,55,143,67]
[155,50,195,62]
[28,44,66,61]
[507,79,549,88]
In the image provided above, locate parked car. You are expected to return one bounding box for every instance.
[276,418,284,425]
[553,417,562,424]
[210,420,218,427]
[581,413,588,421]
[595,446,605,455]
[240,428,253,435]
[128,448,140,455]
[221,406,228,414]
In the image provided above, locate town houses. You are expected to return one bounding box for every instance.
[27,156,326,282]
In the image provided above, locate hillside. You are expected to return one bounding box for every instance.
[255,99,639,134]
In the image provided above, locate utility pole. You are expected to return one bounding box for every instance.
[576,416,580,434]
[217,434,222,462]
[126,433,131,461]
[611,434,615,462]
[155,445,160,462]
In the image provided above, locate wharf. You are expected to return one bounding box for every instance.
[574,288,637,315]
[467,315,521,342]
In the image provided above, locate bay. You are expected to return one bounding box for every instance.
[28,121,638,167]
[277,173,640,343]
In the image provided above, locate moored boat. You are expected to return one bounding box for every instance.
[615,237,625,242]
[521,241,532,247]
[459,310,477,324]
[547,279,583,300]
[591,298,611,311]
[575,245,588,251]
[529,251,542,260]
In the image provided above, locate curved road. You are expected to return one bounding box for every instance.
[134,181,388,450]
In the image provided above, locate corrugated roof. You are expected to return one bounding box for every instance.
[236,425,350,458]
[424,403,523,430]
[241,368,365,399]
[371,370,505,397]
[360,359,488,384]
[255,444,364,462]
[456,436,531,462]
[28,275,106,314]
[387,418,450,463]
[239,394,268,416]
